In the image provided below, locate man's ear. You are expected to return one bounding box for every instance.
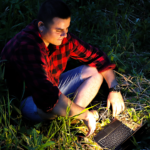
[38,21,44,32]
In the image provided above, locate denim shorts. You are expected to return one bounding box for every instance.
[20,65,85,122]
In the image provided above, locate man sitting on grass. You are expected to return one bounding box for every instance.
[0,0,125,136]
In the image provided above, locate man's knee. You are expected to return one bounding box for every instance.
[81,65,103,82]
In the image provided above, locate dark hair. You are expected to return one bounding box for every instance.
[37,0,71,27]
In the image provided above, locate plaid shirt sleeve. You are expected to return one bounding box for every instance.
[13,41,61,113]
[68,33,116,72]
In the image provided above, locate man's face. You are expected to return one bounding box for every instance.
[41,17,71,46]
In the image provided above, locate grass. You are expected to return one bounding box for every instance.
[0,0,150,149]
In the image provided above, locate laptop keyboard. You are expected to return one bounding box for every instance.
[98,123,134,149]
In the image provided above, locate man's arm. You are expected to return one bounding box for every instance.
[37,93,97,137]
[101,69,125,117]
[101,69,118,88]
[69,32,116,73]
[68,33,125,116]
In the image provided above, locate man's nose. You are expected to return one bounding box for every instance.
[61,30,68,38]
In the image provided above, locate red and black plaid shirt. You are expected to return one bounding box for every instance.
[0,19,116,113]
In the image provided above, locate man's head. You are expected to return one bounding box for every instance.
[37,0,71,46]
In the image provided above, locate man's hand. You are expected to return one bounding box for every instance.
[83,110,97,137]
[107,91,125,117]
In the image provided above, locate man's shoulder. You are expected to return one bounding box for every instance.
[4,20,43,49]
[19,20,43,45]
[1,20,44,60]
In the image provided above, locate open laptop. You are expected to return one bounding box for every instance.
[94,118,148,150]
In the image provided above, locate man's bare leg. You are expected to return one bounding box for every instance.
[37,65,103,120]
[73,65,103,107]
